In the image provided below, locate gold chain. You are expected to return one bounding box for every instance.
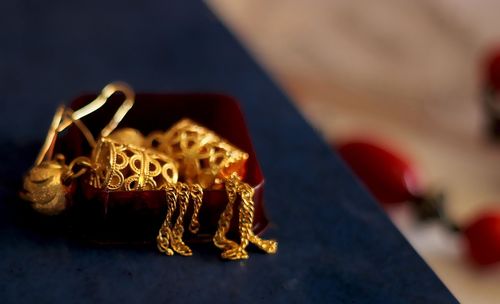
[188,183,203,234]
[213,175,239,251]
[213,173,278,260]
[168,183,192,256]
[156,182,204,257]
[156,184,177,256]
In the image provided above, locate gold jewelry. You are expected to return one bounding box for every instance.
[89,135,202,256]
[22,82,134,215]
[21,154,71,215]
[145,119,277,260]
[107,127,145,147]
[21,82,277,260]
[145,118,248,189]
[56,82,135,140]
[89,137,178,191]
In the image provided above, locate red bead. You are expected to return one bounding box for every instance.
[463,211,500,265]
[336,139,422,205]
[483,47,500,90]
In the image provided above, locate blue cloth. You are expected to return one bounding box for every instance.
[0,0,457,303]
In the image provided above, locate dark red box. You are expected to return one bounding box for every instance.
[49,93,269,244]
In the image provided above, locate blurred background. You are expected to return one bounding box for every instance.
[207,0,500,303]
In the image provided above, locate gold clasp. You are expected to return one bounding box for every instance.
[58,81,135,137]
[35,82,135,165]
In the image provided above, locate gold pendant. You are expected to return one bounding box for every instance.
[21,156,71,215]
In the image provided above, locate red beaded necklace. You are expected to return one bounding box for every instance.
[335,139,500,266]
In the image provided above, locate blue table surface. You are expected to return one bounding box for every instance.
[0,0,457,303]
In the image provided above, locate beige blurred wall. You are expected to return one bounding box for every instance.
[209,0,500,138]
[207,1,500,303]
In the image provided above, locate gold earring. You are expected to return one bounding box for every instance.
[145,118,277,260]
[89,135,203,257]
[21,82,135,215]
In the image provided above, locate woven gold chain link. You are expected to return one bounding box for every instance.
[213,173,278,260]
[156,182,204,256]
[188,184,203,234]
[157,184,178,256]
